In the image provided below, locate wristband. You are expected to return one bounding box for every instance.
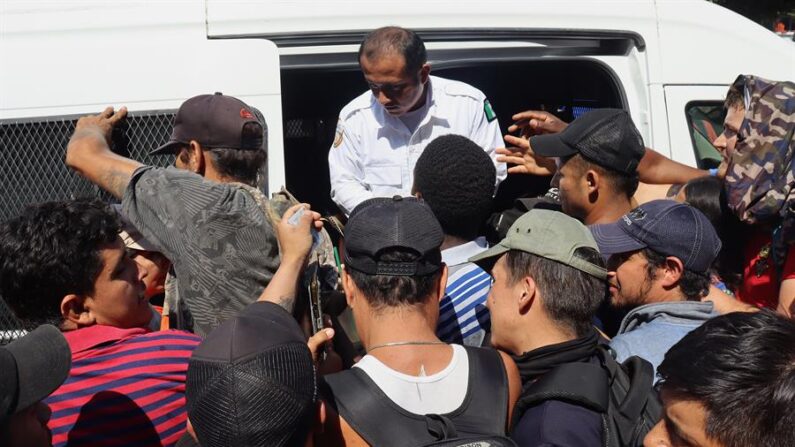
[709,168,719,176]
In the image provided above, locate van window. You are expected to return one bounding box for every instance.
[0,112,176,221]
[685,101,725,169]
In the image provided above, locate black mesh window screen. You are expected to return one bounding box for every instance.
[0,110,176,344]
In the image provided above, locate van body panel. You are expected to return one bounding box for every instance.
[205,0,792,84]
[654,1,795,85]
[205,0,658,41]
[1,1,204,35]
[648,84,672,157]
[0,33,286,192]
[592,50,653,150]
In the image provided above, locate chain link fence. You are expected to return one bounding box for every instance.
[0,110,176,343]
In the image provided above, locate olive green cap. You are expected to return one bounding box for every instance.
[469,209,607,280]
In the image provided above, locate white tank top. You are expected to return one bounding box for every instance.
[353,344,470,415]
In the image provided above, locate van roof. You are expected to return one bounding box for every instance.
[3,0,793,85]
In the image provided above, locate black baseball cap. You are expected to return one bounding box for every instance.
[0,325,71,423]
[589,200,722,274]
[186,301,315,447]
[530,108,645,175]
[344,196,444,276]
[151,93,264,154]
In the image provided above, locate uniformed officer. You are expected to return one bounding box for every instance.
[328,26,507,215]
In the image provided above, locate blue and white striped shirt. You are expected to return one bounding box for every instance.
[437,238,492,346]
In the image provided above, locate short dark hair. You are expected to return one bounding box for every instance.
[206,121,267,186]
[413,135,496,241]
[567,154,639,198]
[658,310,795,447]
[358,26,427,75]
[0,199,120,329]
[346,248,443,312]
[724,84,744,111]
[504,247,606,337]
[642,248,709,301]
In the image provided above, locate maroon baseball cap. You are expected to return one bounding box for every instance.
[151,92,264,155]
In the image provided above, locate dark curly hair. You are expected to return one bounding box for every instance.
[0,198,120,329]
[643,248,710,301]
[413,135,496,241]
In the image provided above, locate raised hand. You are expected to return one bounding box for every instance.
[497,135,557,176]
[507,110,568,137]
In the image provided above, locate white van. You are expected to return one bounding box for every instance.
[1,0,794,220]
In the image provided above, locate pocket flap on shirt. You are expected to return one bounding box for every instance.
[363,165,402,186]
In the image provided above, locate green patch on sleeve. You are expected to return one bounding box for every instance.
[484,99,497,122]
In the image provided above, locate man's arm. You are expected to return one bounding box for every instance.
[471,98,508,184]
[65,107,143,199]
[328,119,374,215]
[778,280,795,318]
[637,148,708,185]
[257,203,323,311]
[703,285,758,315]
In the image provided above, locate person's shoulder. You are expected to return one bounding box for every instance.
[513,400,602,446]
[339,89,377,122]
[432,75,487,102]
[129,329,202,349]
[610,319,685,364]
[608,330,642,359]
[131,165,209,190]
[147,329,202,342]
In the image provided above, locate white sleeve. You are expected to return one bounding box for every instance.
[328,117,374,215]
[470,98,507,186]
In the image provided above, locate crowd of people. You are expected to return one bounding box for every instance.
[1,26,794,447]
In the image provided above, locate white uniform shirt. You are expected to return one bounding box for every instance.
[328,75,507,215]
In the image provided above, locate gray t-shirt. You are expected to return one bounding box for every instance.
[122,166,279,336]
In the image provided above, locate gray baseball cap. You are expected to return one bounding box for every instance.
[469,209,607,280]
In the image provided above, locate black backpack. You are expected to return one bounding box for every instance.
[322,346,517,447]
[514,346,662,447]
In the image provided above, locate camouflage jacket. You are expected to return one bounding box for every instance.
[724,75,795,235]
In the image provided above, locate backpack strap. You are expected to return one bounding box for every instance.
[598,348,655,420]
[597,346,662,447]
[457,346,509,435]
[322,368,436,447]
